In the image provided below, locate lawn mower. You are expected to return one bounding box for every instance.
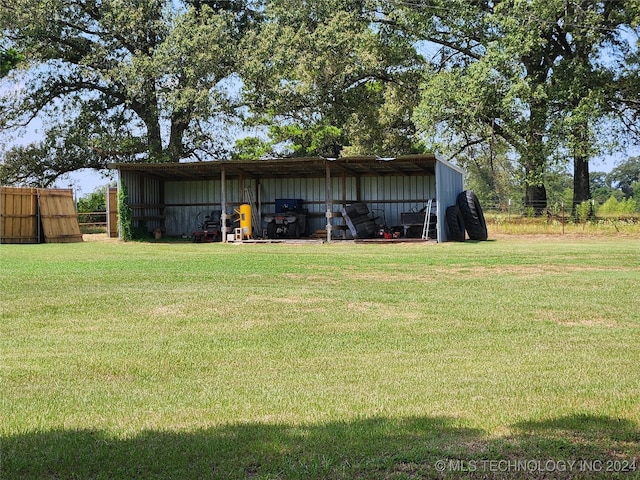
[192,210,229,242]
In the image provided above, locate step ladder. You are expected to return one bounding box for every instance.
[421,198,436,240]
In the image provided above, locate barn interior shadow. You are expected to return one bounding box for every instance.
[2,414,638,479]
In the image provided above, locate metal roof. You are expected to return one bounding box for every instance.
[109,154,438,180]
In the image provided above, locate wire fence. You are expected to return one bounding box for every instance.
[77,211,107,228]
[483,199,636,216]
[476,200,639,237]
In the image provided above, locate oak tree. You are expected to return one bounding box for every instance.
[405,0,638,213]
[0,0,250,186]
[237,0,425,158]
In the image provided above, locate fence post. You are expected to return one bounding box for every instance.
[107,187,118,238]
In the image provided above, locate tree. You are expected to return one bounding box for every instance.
[0,0,251,186]
[77,185,107,215]
[77,185,108,225]
[590,171,617,204]
[607,156,640,198]
[237,0,424,158]
[405,0,637,214]
[451,139,519,210]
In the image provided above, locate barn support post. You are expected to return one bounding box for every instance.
[221,166,228,243]
[256,180,262,236]
[325,163,333,243]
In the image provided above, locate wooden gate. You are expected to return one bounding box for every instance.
[0,187,83,244]
[37,189,83,243]
[0,187,39,244]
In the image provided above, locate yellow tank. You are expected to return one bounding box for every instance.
[239,203,252,239]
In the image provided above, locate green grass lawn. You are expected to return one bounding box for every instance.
[1,236,639,479]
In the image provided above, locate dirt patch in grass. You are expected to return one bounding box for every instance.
[83,233,121,243]
[539,311,622,328]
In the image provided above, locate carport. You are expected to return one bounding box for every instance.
[110,154,465,242]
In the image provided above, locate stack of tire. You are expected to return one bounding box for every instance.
[446,190,488,241]
[343,203,377,239]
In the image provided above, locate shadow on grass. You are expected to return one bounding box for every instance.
[2,415,638,479]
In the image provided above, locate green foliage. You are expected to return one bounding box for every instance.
[597,195,639,216]
[77,187,107,214]
[117,182,133,241]
[2,0,640,205]
[606,156,640,198]
[409,0,637,211]
[238,0,424,157]
[0,0,244,185]
[575,200,594,223]
[633,181,640,205]
[231,136,273,160]
[544,168,574,207]
[77,186,108,225]
[0,47,24,77]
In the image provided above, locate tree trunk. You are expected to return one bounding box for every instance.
[525,182,547,215]
[522,148,548,216]
[572,155,591,218]
[523,96,548,215]
[570,118,592,218]
[147,119,164,162]
[168,112,189,162]
[139,78,165,163]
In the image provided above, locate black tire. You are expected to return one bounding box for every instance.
[288,222,299,239]
[446,205,466,242]
[266,221,277,239]
[456,190,488,241]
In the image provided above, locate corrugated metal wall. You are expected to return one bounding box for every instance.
[159,175,436,236]
[164,179,236,236]
[359,175,436,231]
[436,159,465,242]
[121,171,164,233]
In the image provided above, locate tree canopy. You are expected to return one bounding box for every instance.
[405,0,639,212]
[1,0,639,208]
[236,0,424,158]
[0,46,22,77]
[0,0,251,186]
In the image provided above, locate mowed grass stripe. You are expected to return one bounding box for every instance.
[1,237,639,479]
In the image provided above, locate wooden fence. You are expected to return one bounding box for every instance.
[1,187,83,244]
[0,187,39,243]
[37,189,83,243]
